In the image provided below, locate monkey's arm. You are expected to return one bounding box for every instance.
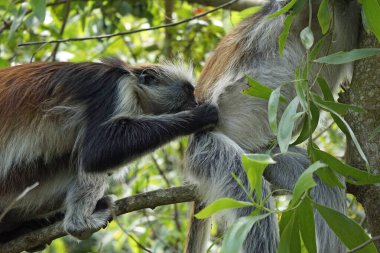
[81,104,218,172]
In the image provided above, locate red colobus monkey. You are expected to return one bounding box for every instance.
[186,1,359,252]
[0,58,218,245]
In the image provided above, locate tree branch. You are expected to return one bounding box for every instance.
[186,0,266,11]
[0,185,197,253]
[17,0,240,47]
[344,28,380,250]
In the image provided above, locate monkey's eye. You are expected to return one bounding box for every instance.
[139,72,159,86]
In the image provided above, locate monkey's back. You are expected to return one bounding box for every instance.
[0,63,80,197]
[0,63,69,130]
[0,60,135,193]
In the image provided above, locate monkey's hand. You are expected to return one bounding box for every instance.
[190,103,219,132]
[64,196,113,240]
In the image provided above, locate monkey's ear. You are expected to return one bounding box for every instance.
[138,70,159,86]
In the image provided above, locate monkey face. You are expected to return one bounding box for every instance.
[133,65,197,115]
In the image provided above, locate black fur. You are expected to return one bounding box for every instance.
[82,104,218,172]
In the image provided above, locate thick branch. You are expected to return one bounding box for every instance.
[0,185,197,253]
[187,0,266,11]
[17,0,239,47]
[344,29,380,250]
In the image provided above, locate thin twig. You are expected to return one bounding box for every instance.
[151,154,171,187]
[18,0,239,47]
[347,235,380,253]
[312,121,334,141]
[151,154,182,232]
[50,0,72,61]
[112,211,153,253]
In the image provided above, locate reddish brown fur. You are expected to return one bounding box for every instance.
[195,13,263,102]
[0,62,69,135]
[0,60,161,137]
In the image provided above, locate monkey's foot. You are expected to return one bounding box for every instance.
[64,196,113,240]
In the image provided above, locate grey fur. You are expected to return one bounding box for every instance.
[185,1,359,252]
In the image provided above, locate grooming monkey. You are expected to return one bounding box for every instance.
[0,58,218,244]
[186,1,360,252]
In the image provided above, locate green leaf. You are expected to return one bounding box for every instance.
[279,14,295,56]
[309,38,325,61]
[316,78,351,135]
[317,77,334,101]
[317,0,330,34]
[298,198,317,253]
[316,167,345,188]
[278,210,301,253]
[369,125,380,140]
[279,209,294,232]
[292,101,320,145]
[291,0,308,13]
[313,148,380,185]
[268,0,298,18]
[362,0,380,41]
[315,203,378,253]
[312,95,365,115]
[242,75,288,103]
[300,27,314,50]
[195,198,253,219]
[221,214,271,253]
[242,154,275,201]
[242,75,273,100]
[312,95,370,169]
[295,68,308,111]
[361,7,371,34]
[232,6,262,23]
[268,87,282,134]
[278,97,300,153]
[314,48,380,64]
[290,161,326,206]
[30,0,46,22]
[8,3,28,40]
[243,153,276,165]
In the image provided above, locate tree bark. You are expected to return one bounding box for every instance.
[344,29,380,250]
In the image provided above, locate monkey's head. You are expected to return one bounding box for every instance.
[131,63,197,114]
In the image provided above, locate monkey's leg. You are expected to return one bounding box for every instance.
[63,172,112,240]
[264,146,346,253]
[186,132,279,253]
